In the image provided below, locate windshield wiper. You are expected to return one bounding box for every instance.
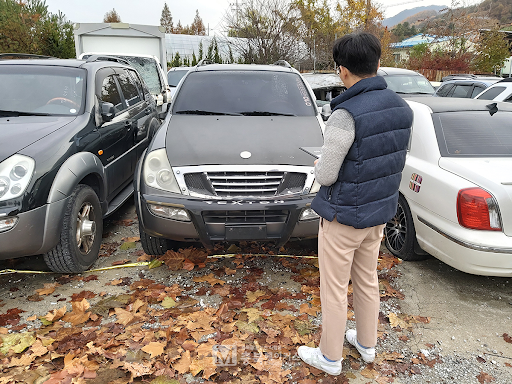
[0,110,51,117]
[175,110,242,116]
[239,111,296,116]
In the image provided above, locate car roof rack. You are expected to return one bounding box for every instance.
[0,53,55,60]
[196,59,214,67]
[273,60,292,68]
[84,54,131,66]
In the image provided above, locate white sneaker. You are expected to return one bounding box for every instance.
[345,329,375,363]
[297,346,342,375]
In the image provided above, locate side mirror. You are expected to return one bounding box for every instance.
[100,102,115,123]
[321,104,332,121]
[158,103,169,120]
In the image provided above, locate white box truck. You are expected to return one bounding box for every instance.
[74,23,170,106]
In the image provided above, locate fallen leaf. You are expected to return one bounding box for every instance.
[246,290,266,303]
[141,341,165,358]
[112,259,131,266]
[173,350,191,374]
[0,332,35,354]
[299,303,319,316]
[477,372,495,384]
[122,236,140,242]
[114,308,136,326]
[161,297,177,308]
[503,333,512,344]
[193,273,226,286]
[183,259,195,271]
[42,306,67,323]
[36,282,61,296]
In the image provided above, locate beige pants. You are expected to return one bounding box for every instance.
[318,217,385,361]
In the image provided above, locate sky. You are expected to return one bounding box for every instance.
[45,0,482,34]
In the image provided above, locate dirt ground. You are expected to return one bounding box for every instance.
[0,201,511,384]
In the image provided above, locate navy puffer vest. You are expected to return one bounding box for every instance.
[311,76,413,228]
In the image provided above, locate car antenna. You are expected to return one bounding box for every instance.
[486,103,498,116]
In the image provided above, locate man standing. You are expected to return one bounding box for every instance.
[298,32,413,375]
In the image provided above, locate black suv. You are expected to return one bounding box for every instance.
[135,62,324,255]
[0,57,162,272]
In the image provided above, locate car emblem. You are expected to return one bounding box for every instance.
[240,151,252,159]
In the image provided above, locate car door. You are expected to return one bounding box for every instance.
[96,68,134,199]
[115,68,150,170]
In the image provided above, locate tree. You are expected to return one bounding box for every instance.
[0,0,74,58]
[191,51,198,66]
[103,8,121,23]
[473,26,511,74]
[335,0,384,35]
[171,51,181,67]
[391,22,418,42]
[160,3,173,33]
[198,41,204,60]
[190,9,206,35]
[222,0,304,65]
[175,20,183,34]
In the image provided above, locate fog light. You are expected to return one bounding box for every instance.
[299,208,319,221]
[148,203,191,221]
[0,216,18,232]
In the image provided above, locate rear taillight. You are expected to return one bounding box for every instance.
[457,188,501,231]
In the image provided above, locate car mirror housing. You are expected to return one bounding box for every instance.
[158,103,169,120]
[321,104,332,121]
[100,102,115,123]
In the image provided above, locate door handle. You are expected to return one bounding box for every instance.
[125,121,132,128]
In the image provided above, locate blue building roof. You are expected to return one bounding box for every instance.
[391,34,449,49]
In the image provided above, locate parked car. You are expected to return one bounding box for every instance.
[434,78,500,98]
[441,73,502,82]
[135,61,324,255]
[79,53,171,108]
[384,97,512,277]
[0,56,162,272]
[474,78,512,101]
[167,66,192,97]
[378,67,435,96]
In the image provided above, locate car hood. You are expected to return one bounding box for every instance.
[165,115,323,166]
[439,157,512,236]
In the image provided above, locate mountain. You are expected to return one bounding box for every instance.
[383,5,447,28]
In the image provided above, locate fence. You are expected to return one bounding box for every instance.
[417,69,454,82]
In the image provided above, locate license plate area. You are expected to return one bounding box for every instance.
[225,225,267,240]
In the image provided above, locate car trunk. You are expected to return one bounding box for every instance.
[439,157,512,236]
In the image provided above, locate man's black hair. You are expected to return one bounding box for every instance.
[333,32,381,77]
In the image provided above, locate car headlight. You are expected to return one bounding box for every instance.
[143,148,181,193]
[0,154,35,202]
[310,180,321,194]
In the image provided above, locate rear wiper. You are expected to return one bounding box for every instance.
[0,110,51,117]
[240,111,296,116]
[175,110,242,116]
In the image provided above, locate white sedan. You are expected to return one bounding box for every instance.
[384,97,512,277]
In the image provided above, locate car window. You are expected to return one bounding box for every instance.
[433,111,512,156]
[436,84,453,97]
[450,85,472,98]
[382,75,435,94]
[117,56,163,96]
[168,69,189,87]
[476,86,506,100]
[0,65,85,115]
[117,72,142,107]
[172,71,316,116]
[100,75,124,113]
[471,86,485,98]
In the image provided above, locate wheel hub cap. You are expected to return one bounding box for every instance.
[76,203,96,254]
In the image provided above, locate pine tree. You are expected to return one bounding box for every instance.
[198,41,204,60]
[192,51,198,66]
[103,8,121,23]
[190,9,206,35]
[175,20,183,34]
[171,52,181,67]
[160,3,173,33]
[213,38,221,63]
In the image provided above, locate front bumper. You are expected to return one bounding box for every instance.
[0,197,69,259]
[136,190,319,248]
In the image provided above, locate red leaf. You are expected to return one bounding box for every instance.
[0,308,24,326]
[503,333,512,344]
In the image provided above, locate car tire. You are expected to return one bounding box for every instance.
[44,184,103,273]
[139,225,173,255]
[384,194,428,261]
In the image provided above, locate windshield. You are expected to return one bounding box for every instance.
[168,69,189,87]
[117,56,163,96]
[0,65,85,116]
[173,71,316,117]
[433,111,512,156]
[382,75,435,95]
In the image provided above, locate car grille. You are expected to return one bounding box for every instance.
[184,171,307,197]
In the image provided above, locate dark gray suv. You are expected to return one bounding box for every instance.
[0,57,162,272]
[135,62,324,254]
